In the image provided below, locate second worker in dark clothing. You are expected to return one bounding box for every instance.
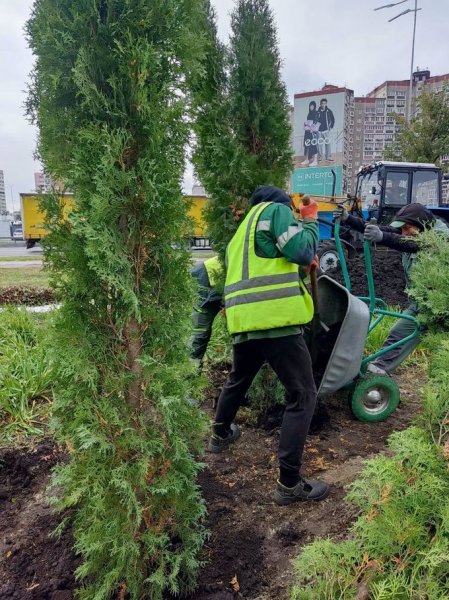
[335,202,449,374]
[208,185,330,506]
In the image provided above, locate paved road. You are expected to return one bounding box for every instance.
[0,240,211,266]
[0,240,43,258]
[0,261,43,268]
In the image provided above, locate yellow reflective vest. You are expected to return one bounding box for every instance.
[224,202,314,335]
[203,255,221,288]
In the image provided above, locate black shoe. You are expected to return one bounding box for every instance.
[274,477,330,505]
[208,424,240,454]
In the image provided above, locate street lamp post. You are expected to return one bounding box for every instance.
[408,0,418,121]
[374,0,422,122]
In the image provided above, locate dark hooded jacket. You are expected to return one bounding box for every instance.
[249,185,292,208]
[346,203,449,286]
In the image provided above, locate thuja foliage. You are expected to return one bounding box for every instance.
[26,2,209,599]
[191,0,292,421]
[192,0,292,259]
[420,334,449,447]
[408,228,449,329]
[291,338,449,600]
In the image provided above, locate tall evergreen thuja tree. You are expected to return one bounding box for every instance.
[26,1,208,598]
[192,0,293,259]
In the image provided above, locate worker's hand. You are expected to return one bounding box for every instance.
[303,255,319,274]
[332,204,348,222]
[300,199,318,221]
[364,223,383,243]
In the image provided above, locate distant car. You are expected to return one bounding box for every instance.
[10,222,23,241]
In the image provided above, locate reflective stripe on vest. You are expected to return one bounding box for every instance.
[204,255,222,288]
[224,202,313,334]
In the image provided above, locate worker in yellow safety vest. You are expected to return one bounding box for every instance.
[190,255,223,365]
[208,185,330,505]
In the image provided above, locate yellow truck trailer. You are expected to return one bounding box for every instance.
[20,192,210,249]
[20,193,74,248]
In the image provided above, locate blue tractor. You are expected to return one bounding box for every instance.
[317,161,449,272]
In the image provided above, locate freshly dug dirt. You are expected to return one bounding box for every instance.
[328,248,408,309]
[0,363,424,600]
[185,364,424,600]
[0,441,79,600]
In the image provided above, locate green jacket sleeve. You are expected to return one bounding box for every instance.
[268,204,319,266]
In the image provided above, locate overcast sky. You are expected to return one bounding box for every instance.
[1,0,447,210]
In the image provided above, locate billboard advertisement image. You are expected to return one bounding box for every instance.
[293,91,346,170]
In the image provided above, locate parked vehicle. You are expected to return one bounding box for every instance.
[10,221,23,241]
[20,193,74,249]
[316,161,449,271]
[20,193,210,249]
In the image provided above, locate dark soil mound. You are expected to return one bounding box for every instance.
[0,287,56,306]
[328,248,408,308]
[1,363,425,600]
[0,441,79,600]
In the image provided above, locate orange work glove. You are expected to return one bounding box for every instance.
[300,199,318,221]
[303,255,319,274]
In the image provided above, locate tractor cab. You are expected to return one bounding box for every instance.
[317,161,447,273]
[355,161,441,224]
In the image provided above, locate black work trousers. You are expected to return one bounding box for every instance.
[214,334,317,481]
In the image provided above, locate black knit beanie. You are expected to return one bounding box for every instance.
[249,185,291,208]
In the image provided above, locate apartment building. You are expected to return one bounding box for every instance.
[34,171,54,193]
[351,70,449,181]
[0,170,6,214]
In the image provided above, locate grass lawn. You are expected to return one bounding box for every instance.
[0,256,43,262]
[0,267,49,288]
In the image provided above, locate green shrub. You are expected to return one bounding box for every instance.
[26,0,209,598]
[420,336,449,445]
[291,539,360,600]
[191,0,293,263]
[292,334,449,600]
[408,229,449,329]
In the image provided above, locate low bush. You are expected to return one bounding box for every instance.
[408,228,449,329]
[291,336,449,600]
[0,308,54,440]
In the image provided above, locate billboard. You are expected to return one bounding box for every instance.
[291,165,343,197]
[293,91,346,173]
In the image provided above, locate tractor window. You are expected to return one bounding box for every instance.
[411,170,439,206]
[384,172,409,206]
[356,170,381,209]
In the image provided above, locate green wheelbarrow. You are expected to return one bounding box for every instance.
[310,217,420,422]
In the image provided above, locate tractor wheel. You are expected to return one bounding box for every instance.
[350,374,400,422]
[317,241,342,272]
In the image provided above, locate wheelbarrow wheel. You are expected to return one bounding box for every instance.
[350,374,400,422]
[317,241,342,272]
